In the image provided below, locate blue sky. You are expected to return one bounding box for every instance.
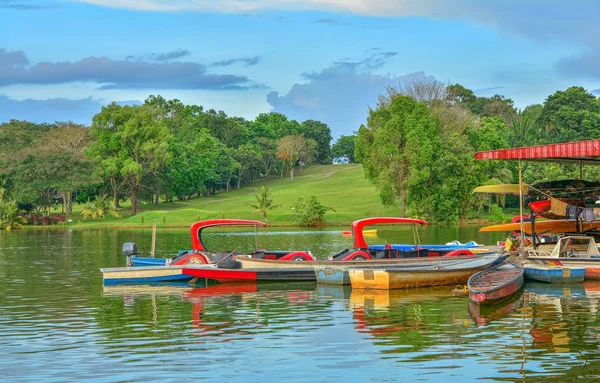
[1,0,599,139]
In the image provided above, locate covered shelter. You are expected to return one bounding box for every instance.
[473,139,600,249]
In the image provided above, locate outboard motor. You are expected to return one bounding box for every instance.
[122,242,138,267]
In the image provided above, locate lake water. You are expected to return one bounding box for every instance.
[1,227,600,382]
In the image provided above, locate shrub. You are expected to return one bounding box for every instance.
[488,204,506,223]
[291,195,334,227]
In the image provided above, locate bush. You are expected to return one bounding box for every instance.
[291,195,334,227]
[488,204,506,223]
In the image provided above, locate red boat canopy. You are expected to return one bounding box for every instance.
[474,139,600,165]
[351,217,428,249]
[190,219,266,251]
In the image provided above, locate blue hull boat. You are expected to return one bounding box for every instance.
[524,264,586,283]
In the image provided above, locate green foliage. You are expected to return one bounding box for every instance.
[300,120,332,164]
[539,86,600,143]
[81,195,119,222]
[332,135,356,162]
[488,204,506,224]
[245,187,280,224]
[0,199,27,230]
[291,195,334,227]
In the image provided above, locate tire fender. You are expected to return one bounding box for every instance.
[279,251,313,261]
[443,249,474,257]
[341,250,371,261]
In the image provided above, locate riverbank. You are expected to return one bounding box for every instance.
[28,164,516,230]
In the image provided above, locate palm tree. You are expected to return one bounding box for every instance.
[246,187,280,224]
[81,195,119,222]
[0,200,27,230]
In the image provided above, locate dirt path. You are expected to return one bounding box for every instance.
[319,166,355,179]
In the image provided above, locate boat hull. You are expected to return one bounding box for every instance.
[468,262,524,305]
[524,264,586,283]
[527,258,600,280]
[181,267,316,283]
[315,266,351,285]
[349,268,480,290]
[101,266,193,285]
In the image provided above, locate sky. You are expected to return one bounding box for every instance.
[1,0,600,139]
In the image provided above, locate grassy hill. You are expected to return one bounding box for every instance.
[71,164,402,228]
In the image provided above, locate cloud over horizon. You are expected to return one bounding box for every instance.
[0,48,260,90]
[0,95,141,125]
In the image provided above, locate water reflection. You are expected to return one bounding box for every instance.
[5,228,600,382]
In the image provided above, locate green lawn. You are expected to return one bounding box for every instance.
[68,164,402,228]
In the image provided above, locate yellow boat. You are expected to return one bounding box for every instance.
[347,253,507,290]
[480,220,600,235]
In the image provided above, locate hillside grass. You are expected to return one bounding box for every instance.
[67,164,401,228]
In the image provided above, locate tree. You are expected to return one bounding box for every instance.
[276,135,306,182]
[357,95,439,217]
[88,103,172,215]
[234,144,262,189]
[300,120,332,164]
[291,195,334,226]
[539,86,600,143]
[332,135,356,162]
[245,187,280,224]
[0,199,27,230]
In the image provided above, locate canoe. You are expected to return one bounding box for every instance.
[468,261,524,305]
[473,184,528,194]
[524,263,586,283]
[347,253,508,290]
[181,266,316,283]
[480,220,600,235]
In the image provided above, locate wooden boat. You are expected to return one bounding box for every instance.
[525,236,600,279]
[181,264,317,283]
[312,255,501,285]
[127,219,315,267]
[523,262,586,283]
[347,253,508,290]
[100,264,216,285]
[467,261,524,305]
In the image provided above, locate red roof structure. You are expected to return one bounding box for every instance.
[474,139,600,165]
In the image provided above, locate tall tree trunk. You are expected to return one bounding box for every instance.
[401,186,406,217]
[290,167,294,182]
[112,178,120,209]
[131,185,137,216]
[154,191,160,205]
[237,169,242,189]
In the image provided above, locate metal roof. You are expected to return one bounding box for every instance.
[473,139,600,165]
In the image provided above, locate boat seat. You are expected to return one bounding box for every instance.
[330,248,350,260]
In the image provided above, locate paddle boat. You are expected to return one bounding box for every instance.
[330,217,494,261]
[181,263,317,283]
[129,219,315,267]
[346,253,508,290]
[467,261,524,305]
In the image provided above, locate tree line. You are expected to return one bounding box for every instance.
[355,81,600,222]
[0,95,333,225]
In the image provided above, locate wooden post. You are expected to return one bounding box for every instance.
[519,160,525,254]
[151,224,157,258]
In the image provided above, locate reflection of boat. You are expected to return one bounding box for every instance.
[316,284,352,300]
[469,289,523,326]
[468,261,524,305]
[347,253,508,290]
[523,263,586,283]
[102,283,196,297]
[349,286,452,310]
[524,281,586,298]
[526,236,600,279]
